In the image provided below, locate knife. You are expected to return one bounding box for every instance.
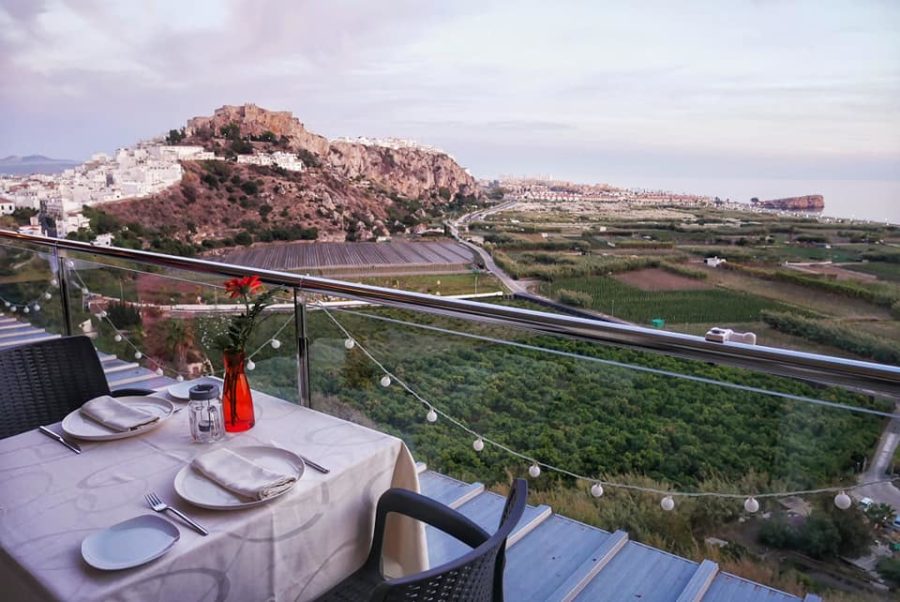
[299,455,330,474]
[38,426,82,454]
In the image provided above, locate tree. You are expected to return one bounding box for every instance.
[878,557,900,590]
[234,231,253,246]
[865,503,895,528]
[165,128,186,144]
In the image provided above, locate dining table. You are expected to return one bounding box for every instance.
[0,383,429,601]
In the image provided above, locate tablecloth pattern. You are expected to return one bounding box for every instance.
[0,389,427,601]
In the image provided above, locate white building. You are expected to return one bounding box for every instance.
[704,256,727,268]
[236,151,303,172]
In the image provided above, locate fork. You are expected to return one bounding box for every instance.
[145,492,209,536]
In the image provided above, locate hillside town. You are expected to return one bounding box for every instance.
[0,142,303,238]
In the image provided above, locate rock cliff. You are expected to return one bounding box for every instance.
[753,195,824,211]
[182,103,477,202]
[96,104,482,248]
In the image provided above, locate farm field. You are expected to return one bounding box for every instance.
[214,240,475,274]
[355,272,503,296]
[842,261,900,283]
[543,276,803,325]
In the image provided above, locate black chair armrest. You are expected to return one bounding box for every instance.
[365,488,489,571]
[110,387,157,397]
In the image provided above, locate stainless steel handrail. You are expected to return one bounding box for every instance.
[2,230,898,395]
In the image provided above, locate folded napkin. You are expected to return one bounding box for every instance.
[80,395,159,432]
[191,448,297,501]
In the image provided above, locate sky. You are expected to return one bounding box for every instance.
[1,0,898,185]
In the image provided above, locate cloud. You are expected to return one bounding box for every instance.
[0,0,897,184]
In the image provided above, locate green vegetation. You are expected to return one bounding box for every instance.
[544,276,804,324]
[309,307,886,491]
[759,504,871,559]
[557,288,592,307]
[878,557,900,590]
[761,310,900,364]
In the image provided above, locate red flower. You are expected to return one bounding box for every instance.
[224,275,264,299]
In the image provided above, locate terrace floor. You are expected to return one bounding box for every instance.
[0,314,820,601]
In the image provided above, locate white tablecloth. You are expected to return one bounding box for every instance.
[0,388,428,601]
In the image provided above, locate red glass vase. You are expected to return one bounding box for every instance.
[223,351,255,432]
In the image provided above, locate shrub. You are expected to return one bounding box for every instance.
[761,310,900,364]
[107,301,142,329]
[240,180,259,195]
[878,557,900,589]
[557,289,593,308]
[234,231,253,246]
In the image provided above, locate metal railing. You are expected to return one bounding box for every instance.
[1,230,898,397]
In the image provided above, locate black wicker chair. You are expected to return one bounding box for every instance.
[315,478,527,602]
[0,335,155,439]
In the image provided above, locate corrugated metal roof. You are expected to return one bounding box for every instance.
[418,469,806,602]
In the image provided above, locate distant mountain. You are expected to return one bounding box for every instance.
[0,154,79,175]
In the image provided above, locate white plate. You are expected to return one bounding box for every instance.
[174,446,305,510]
[81,514,180,571]
[62,396,175,441]
[165,378,218,401]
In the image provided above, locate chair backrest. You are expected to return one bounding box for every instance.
[377,479,528,602]
[0,335,109,439]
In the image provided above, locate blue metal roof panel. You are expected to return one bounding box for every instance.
[704,571,803,602]
[419,471,481,507]
[503,514,613,602]
[426,491,548,566]
[574,540,698,602]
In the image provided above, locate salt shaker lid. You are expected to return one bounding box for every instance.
[189,383,219,401]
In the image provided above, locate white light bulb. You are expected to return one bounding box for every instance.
[3,301,9,307]
[473,437,484,452]
[661,496,676,511]
[270,339,281,349]
[10,306,16,312]
[114,334,122,342]
[426,408,438,423]
[380,375,391,387]
[528,464,541,478]
[834,491,852,510]
[22,307,29,314]
[99,310,107,318]
[744,497,760,513]
[344,338,355,349]
[50,278,58,287]
[155,368,164,376]
[66,260,75,269]
[44,292,52,300]
[134,351,142,359]
[32,304,40,312]
[82,287,89,294]
[591,483,604,498]
[246,360,256,371]
[176,375,184,382]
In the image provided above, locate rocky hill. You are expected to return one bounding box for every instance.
[98,104,479,249]
[753,194,824,211]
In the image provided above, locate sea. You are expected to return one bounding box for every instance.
[621,177,900,225]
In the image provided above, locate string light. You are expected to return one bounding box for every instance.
[176,375,185,382]
[344,338,355,349]
[246,360,256,371]
[114,334,123,342]
[834,491,852,510]
[426,407,438,423]
[32,304,40,312]
[44,292,52,300]
[315,304,890,511]
[155,368,164,376]
[379,375,391,387]
[134,351,142,359]
[270,339,281,349]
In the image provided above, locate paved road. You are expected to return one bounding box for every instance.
[855,402,900,512]
[448,201,528,294]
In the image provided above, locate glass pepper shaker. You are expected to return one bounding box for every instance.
[188,384,225,443]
